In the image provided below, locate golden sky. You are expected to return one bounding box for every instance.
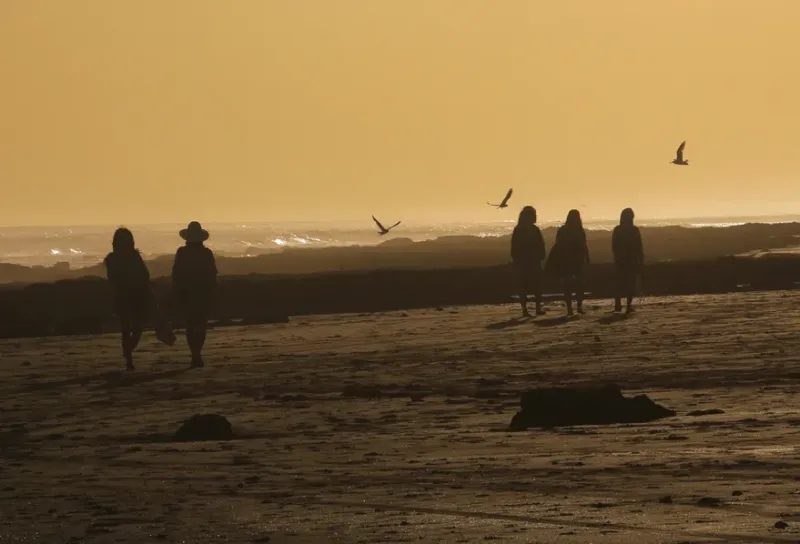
[1,1,799,226]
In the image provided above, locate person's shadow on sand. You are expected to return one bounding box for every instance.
[485,317,532,330]
[90,367,190,390]
[532,315,571,327]
[598,313,630,325]
[23,368,190,393]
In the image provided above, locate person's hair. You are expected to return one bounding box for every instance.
[620,208,635,226]
[565,209,583,229]
[112,227,136,253]
[518,206,536,225]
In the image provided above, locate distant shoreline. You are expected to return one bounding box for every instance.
[2,212,799,230]
[1,220,798,285]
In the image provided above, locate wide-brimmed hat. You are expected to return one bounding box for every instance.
[179,221,209,242]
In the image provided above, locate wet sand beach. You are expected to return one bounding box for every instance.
[1,292,798,543]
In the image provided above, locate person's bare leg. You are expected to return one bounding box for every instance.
[534,289,544,315]
[131,324,142,352]
[519,269,530,317]
[576,274,585,314]
[564,277,574,315]
[534,268,544,315]
[187,312,207,367]
[120,318,135,370]
[626,270,636,312]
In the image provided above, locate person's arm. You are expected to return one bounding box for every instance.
[635,228,644,267]
[135,252,151,283]
[206,249,218,289]
[510,228,520,263]
[583,231,590,265]
[103,254,116,284]
[171,249,184,290]
[534,228,546,262]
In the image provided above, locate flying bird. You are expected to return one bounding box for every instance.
[372,215,401,236]
[671,141,689,165]
[487,188,513,208]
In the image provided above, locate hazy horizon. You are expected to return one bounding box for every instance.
[1,211,800,231]
[2,1,800,226]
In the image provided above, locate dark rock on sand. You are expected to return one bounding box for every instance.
[173,414,233,442]
[508,384,675,430]
[687,409,726,416]
[774,520,788,529]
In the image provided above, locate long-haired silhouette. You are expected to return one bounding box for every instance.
[488,188,513,208]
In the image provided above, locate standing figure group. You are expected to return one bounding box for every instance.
[103,221,218,370]
[511,208,644,317]
[104,212,643,370]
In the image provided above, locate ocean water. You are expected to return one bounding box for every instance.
[1,215,798,269]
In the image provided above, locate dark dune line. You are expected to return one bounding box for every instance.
[0,256,797,339]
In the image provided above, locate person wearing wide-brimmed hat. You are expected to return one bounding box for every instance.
[172,221,217,367]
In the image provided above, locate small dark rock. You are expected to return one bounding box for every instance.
[687,409,726,417]
[172,414,233,442]
[696,497,722,507]
[279,394,309,402]
[658,495,673,504]
[774,521,788,529]
[731,490,743,497]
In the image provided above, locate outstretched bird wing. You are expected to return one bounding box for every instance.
[372,215,386,231]
[676,141,686,161]
[387,221,401,231]
[500,188,513,206]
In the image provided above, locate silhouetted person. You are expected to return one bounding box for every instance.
[103,228,151,370]
[612,208,644,313]
[511,206,546,317]
[548,209,590,315]
[172,221,217,368]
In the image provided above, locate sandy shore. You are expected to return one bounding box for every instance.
[1,292,798,543]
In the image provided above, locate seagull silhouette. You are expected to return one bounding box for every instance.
[487,188,513,208]
[671,141,689,165]
[372,215,401,236]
